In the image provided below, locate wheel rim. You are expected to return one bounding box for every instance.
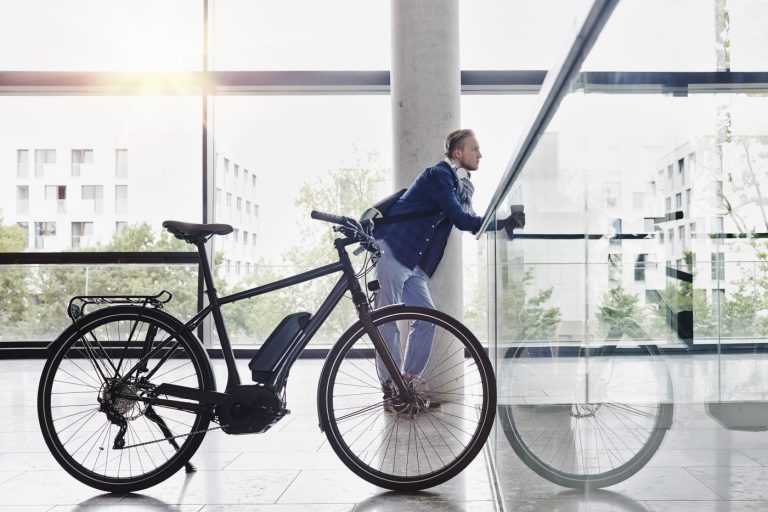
[40,310,209,484]
[324,311,493,483]
[500,344,671,483]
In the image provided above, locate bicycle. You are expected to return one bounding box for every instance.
[37,211,496,493]
[497,328,674,489]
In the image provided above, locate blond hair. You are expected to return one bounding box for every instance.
[444,129,475,158]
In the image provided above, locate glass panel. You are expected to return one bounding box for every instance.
[211,95,391,345]
[211,0,390,70]
[0,263,198,341]
[0,0,203,71]
[0,96,202,253]
[460,0,591,70]
[488,1,768,501]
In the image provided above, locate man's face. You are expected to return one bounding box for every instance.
[454,135,482,171]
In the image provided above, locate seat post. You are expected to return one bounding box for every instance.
[195,240,241,390]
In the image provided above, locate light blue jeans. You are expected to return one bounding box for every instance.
[374,240,437,382]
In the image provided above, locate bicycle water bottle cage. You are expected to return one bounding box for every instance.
[67,290,173,322]
[249,312,311,383]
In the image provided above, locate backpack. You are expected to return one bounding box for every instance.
[361,188,441,226]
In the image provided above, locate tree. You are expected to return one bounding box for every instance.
[597,286,647,340]
[20,223,199,339]
[0,216,30,336]
[221,150,390,345]
[496,269,561,343]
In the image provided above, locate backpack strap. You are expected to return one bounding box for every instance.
[373,209,442,226]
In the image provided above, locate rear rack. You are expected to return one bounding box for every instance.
[67,290,173,322]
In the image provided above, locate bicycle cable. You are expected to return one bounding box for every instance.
[121,424,226,449]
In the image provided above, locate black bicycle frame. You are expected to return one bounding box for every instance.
[116,234,408,407]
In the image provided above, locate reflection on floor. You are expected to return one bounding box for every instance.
[494,352,768,511]
[0,359,494,511]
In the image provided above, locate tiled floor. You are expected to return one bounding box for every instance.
[8,354,768,511]
[0,359,495,511]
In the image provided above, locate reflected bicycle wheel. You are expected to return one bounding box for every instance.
[318,305,496,491]
[498,343,673,489]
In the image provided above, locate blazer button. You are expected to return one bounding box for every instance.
[418,252,422,255]
[426,238,430,242]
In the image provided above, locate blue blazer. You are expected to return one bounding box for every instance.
[374,160,483,277]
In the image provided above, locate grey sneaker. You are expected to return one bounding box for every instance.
[381,379,409,414]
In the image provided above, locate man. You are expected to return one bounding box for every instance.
[373,128,525,410]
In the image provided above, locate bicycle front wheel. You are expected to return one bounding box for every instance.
[38,305,215,493]
[318,305,496,491]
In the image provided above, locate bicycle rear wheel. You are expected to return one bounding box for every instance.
[38,306,215,493]
[318,305,496,491]
[498,343,673,489]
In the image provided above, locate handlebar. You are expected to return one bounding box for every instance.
[310,210,347,225]
[310,209,381,257]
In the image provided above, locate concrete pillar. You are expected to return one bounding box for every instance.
[391,1,465,404]
[391,0,462,320]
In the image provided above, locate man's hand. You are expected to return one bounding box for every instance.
[502,211,526,239]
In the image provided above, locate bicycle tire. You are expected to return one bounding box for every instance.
[498,343,673,489]
[318,305,496,491]
[38,305,215,493]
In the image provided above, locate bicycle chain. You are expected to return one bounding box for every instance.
[121,424,226,449]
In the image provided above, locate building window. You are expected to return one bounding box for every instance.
[648,181,656,196]
[224,158,230,180]
[606,182,621,209]
[659,230,665,243]
[668,228,674,241]
[234,229,239,243]
[667,164,673,180]
[226,193,232,210]
[16,186,29,215]
[115,185,128,214]
[81,185,104,214]
[216,188,222,207]
[35,149,56,178]
[237,197,242,211]
[610,218,622,246]
[715,180,724,201]
[253,205,259,218]
[115,221,127,234]
[115,149,128,177]
[243,230,249,246]
[235,261,241,275]
[685,189,691,210]
[17,150,29,178]
[234,164,239,180]
[17,222,29,249]
[675,192,682,209]
[665,197,671,212]
[243,169,249,185]
[252,233,257,246]
[712,217,724,233]
[45,185,67,214]
[633,192,644,209]
[690,222,697,239]
[712,288,726,307]
[71,149,93,177]
[252,174,257,188]
[711,252,725,281]
[71,221,94,248]
[246,201,251,215]
[678,157,685,184]
[34,221,56,249]
[679,225,685,241]
[634,254,647,282]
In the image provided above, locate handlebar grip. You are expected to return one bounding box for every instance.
[311,210,347,225]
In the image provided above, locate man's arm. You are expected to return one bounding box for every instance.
[424,168,483,233]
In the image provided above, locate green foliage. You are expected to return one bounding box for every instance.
[217,150,390,345]
[4,222,198,340]
[497,269,561,342]
[597,286,647,340]
[0,216,30,331]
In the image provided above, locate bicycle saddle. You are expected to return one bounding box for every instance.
[162,220,234,243]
